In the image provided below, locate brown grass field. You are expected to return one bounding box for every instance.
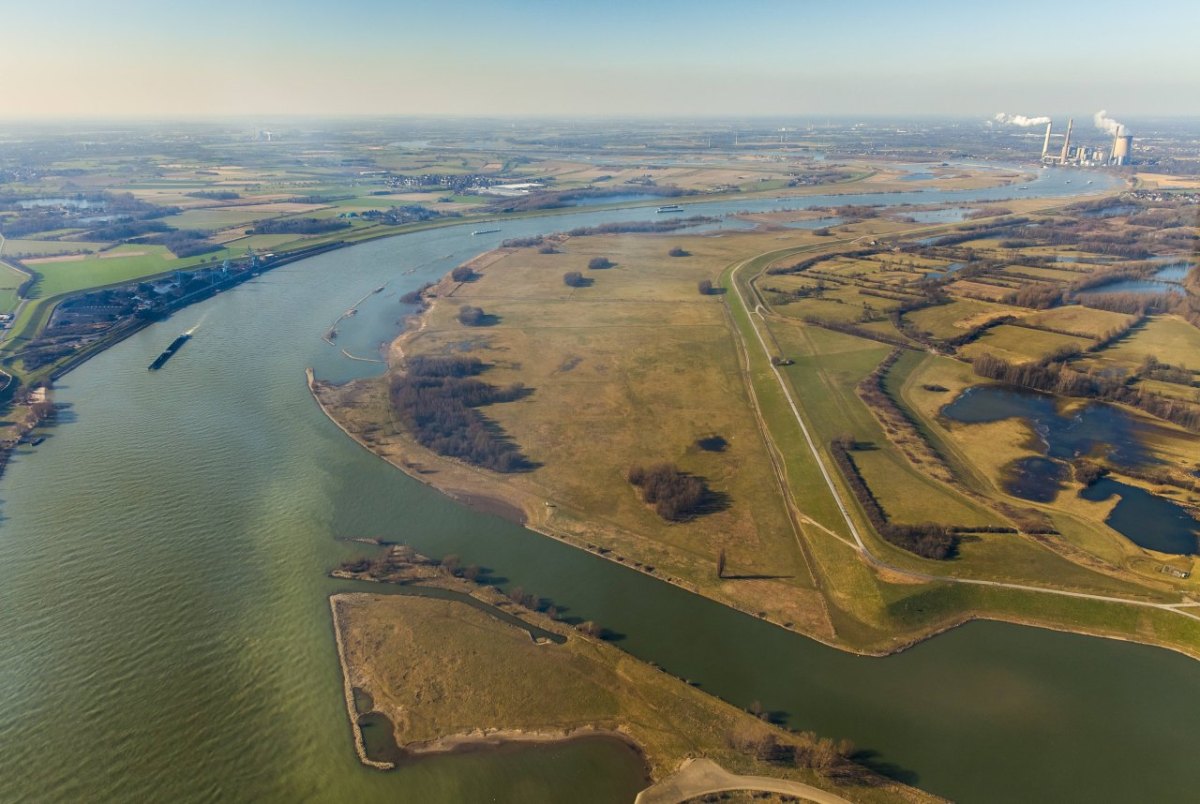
[333,591,937,803]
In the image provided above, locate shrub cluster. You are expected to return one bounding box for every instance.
[566,217,717,237]
[627,463,709,521]
[501,235,544,248]
[457,305,487,326]
[247,217,350,235]
[390,355,531,472]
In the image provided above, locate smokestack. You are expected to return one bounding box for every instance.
[1041,121,1053,158]
[1060,117,1074,163]
[1112,133,1132,165]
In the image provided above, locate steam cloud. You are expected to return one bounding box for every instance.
[1093,110,1126,137]
[993,112,1051,127]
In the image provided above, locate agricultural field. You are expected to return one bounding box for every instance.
[0,238,106,257]
[1087,315,1200,370]
[31,245,178,297]
[1021,305,1134,338]
[904,298,1012,339]
[159,202,328,231]
[959,324,1095,363]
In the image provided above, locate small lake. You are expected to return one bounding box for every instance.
[1080,478,1200,555]
[942,386,1151,470]
[929,261,968,279]
[1004,456,1067,502]
[944,386,1200,554]
[1076,264,1191,297]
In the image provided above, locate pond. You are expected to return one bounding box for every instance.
[1080,478,1199,555]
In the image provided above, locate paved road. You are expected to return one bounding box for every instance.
[635,758,852,804]
[725,240,1200,625]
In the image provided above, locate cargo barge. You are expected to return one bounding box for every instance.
[148,333,191,371]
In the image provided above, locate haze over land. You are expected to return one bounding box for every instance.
[3,3,1200,803]
[4,0,1199,118]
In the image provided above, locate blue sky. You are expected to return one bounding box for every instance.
[3,0,1197,117]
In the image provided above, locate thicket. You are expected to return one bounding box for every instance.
[450,265,476,282]
[626,463,710,521]
[501,235,544,248]
[147,229,220,258]
[399,282,433,305]
[1078,291,1173,316]
[186,190,240,200]
[1004,283,1063,310]
[566,217,717,236]
[457,305,487,325]
[248,217,350,235]
[587,257,614,270]
[563,271,587,287]
[389,355,532,472]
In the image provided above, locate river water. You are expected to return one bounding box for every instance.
[6,169,1200,804]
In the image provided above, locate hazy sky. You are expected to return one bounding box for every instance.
[4,0,1197,118]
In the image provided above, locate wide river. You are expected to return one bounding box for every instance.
[3,169,1199,803]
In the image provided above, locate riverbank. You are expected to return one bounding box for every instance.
[327,581,940,803]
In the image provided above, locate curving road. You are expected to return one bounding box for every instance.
[635,758,852,804]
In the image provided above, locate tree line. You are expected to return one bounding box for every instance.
[248,217,350,235]
[972,352,1200,431]
[829,437,958,559]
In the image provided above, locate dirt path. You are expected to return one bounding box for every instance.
[635,758,851,804]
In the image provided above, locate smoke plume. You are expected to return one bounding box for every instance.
[1093,110,1126,136]
[993,112,1051,127]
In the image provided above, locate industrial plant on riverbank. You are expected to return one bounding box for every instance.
[1040,116,1134,167]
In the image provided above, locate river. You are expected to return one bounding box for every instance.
[5,168,1200,804]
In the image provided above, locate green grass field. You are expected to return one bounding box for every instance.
[1,238,106,257]
[32,246,176,297]
[0,262,28,314]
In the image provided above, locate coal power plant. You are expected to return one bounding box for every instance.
[1038,112,1134,167]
